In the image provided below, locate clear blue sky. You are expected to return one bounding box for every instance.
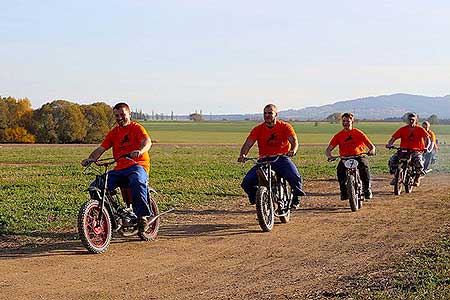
[1,0,449,115]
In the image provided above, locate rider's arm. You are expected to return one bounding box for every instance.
[287,135,299,157]
[367,143,376,156]
[130,137,152,159]
[238,138,256,162]
[385,137,396,148]
[325,144,335,161]
[81,146,107,166]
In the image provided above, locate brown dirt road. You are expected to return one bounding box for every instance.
[1,174,450,300]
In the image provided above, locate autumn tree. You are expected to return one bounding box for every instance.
[81,102,115,143]
[0,97,35,143]
[30,100,88,143]
[325,112,342,124]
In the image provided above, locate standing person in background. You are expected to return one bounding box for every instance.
[421,120,438,172]
[238,104,306,209]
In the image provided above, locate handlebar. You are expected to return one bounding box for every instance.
[387,146,424,153]
[241,154,289,165]
[328,152,372,162]
[83,153,135,168]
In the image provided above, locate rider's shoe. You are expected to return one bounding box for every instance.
[138,216,151,233]
[364,189,373,200]
[290,195,300,210]
[340,194,348,201]
[389,178,396,185]
[413,177,421,187]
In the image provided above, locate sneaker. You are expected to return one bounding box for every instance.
[413,177,421,187]
[138,216,151,233]
[291,195,300,209]
[340,194,348,201]
[390,178,396,185]
[364,190,373,200]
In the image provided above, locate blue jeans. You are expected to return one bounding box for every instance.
[423,150,436,171]
[241,156,305,204]
[107,165,152,218]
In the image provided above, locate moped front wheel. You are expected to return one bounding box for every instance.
[404,169,413,194]
[138,194,160,241]
[255,186,274,232]
[394,168,403,196]
[346,175,358,212]
[78,199,112,254]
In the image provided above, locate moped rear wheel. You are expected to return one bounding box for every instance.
[78,199,112,254]
[256,186,274,232]
[138,194,160,241]
[346,175,358,212]
[394,168,403,196]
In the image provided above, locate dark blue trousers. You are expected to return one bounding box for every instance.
[107,165,152,217]
[241,156,305,204]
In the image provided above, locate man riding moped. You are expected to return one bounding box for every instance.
[325,113,376,200]
[81,102,153,233]
[386,113,431,186]
[238,104,306,209]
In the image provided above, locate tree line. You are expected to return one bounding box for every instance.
[0,97,115,143]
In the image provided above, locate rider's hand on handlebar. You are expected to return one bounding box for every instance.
[326,155,335,162]
[237,154,246,163]
[385,144,393,149]
[129,150,141,159]
[81,158,95,167]
[368,149,376,156]
[286,150,296,157]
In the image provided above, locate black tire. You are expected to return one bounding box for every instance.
[279,183,291,224]
[78,199,112,254]
[346,175,358,212]
[255,186,274,232]
[404,172,413,194]
[394,168,403,196]
[138,194,160,241]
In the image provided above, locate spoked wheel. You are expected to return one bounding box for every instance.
[394,168,403,196]
[279,183,291,224]
[404,172,413,194]
[78,199,112,254]
[138,194,160,241]
[255,186,274,232]
[346,175,358,212]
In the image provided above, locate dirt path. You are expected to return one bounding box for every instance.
[1,174,450,300]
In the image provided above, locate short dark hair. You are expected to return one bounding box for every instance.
[342,112,354,120]
[407,113,417,119]
[264,104,278,112]
[113,102,130,112]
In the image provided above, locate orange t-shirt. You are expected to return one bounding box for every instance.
[101,121,150,173]
[391,125,430,151]
[328,128,373,157]
[248,120,296,157]
[428,129,438,150]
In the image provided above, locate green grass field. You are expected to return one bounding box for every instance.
[143,120,450,145]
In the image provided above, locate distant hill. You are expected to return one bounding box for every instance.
[278,93,450,120]
[200,93,450,121]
